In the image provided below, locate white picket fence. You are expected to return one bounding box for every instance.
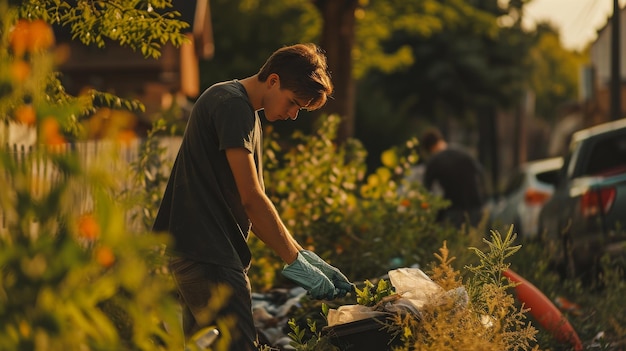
[0,136,182,234]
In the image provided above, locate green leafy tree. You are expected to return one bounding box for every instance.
[1,0,188,141]
[198,0,320,89]
[194,0,497,141]
[528,22,587,121]
[315,0,503,141]
[355,0,531,177]
[17,0,188,59]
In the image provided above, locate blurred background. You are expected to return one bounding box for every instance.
[45,0,626,196]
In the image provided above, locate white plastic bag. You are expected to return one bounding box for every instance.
[327,304,387,326]
[388,268,444,309]
[326,267,468,327]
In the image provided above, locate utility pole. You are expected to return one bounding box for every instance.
[611,0,621,120]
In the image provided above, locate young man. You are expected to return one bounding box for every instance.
[153,43,353,350]
[421,128,487,228]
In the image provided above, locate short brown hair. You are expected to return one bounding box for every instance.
[421,128,444,152]
[257,43,333,111]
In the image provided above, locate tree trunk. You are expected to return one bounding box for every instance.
[314,0,358,141]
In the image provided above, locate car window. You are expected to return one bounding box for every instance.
[584,134,626,176]
[535,169,560,186]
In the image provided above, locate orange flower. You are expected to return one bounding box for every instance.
[27,19,55,53]
[400,199,410,207]
[95,246,115,268]
[78,214,100,240]
[40,116,59,136]
[9,19,55,56]
[40,117,66,146]
[14,105,36,126]
[9,20,30,57]
[116,129,137,145]
[421,202,429,209]
[11,60,31,83]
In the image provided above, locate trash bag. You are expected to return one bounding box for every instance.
[326,268,469,327]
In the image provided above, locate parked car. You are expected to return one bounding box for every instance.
[538,118,626,280]
[490,157,563,240]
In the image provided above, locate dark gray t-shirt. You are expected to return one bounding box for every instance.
[423,148,485,211]
[153,80,262,270]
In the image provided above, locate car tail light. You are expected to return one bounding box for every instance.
[524,188,551,205]
[580,187,616,217]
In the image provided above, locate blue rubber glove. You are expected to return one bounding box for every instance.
[282,252,336,300]
[300,250,354,298]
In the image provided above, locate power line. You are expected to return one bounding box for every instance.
[567,0,601,36]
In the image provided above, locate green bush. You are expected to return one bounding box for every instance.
[249,114,458,290]
[0,3,191,350]
[0,149,183,351]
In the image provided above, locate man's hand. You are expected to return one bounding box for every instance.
[281,252,336,300]
[300,250,354,298]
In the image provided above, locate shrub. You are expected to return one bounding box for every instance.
[0,3,192,350]
[0,148,184,350]
[250,114,456,290]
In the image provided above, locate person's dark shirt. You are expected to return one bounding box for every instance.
[153,80,262,270]
[423,148,485,211]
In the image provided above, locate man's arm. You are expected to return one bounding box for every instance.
[226,147,354,299]
[225,148,301,264]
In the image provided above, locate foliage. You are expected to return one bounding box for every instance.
[17,0,189,59]
[200,0,485,88]
[377,230,539,351]
[0,0,187,139]
[0,3,196,350]
[509,234,626,350]
[0,147,184,350]
[123,118,176,231]
[464,226,521,300]
[248,113,453,291]
[428,241,464,290]
[528,23,588,121]
[354,0,536,169]
[353,0,500,79]
[199,0,319,89]
[357,0,526,124]
[354,278,394,307]
[287,317,339,351]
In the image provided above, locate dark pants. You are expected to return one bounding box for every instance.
[168,257,257,351]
